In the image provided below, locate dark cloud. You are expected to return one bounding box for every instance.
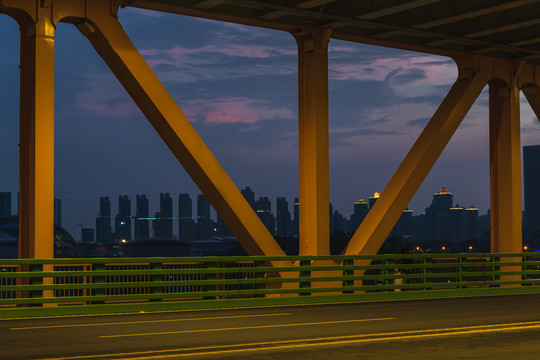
[407,117,430,127]
[330,127,401,148]
[391,68,426,85]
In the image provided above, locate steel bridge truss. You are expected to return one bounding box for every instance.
[1,0,540,260]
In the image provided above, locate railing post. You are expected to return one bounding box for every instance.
[149,262,163,301]
[422,257,432,290]
[91,262,106,304]
[523,253,530,286]
[493,255,501,287]
[342,258,354,294]
[28,262,44,307]
[253,260,266,297]
[203,262,217,299]
[384,259,392,290]
[458,256,465,289]
[299,259,311,296]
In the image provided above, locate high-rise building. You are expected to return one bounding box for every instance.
[115,195,131,241]
[256,196,275,236]
[96,196,112,243]
[368,192,380,210]
[276,197,291,236]
[54,198,62,226]
[293,197,299,236]
[448,205,465,242]
[349,199,368,232]
[81,228,94,243]
[330,202,347,234]
[178,193,195,242]
[464,205,479,240]
[391,208,413,237]
[135,194,149,240]
[197,194,212,239]
[160,193,173,239]
[524,145,540,231]
[216,215,232,236]
[425,187,453,241]
[241,187,256,210]
[0,192,11,217]
[152,211,162,238]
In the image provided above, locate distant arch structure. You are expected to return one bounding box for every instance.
[2,0,540,259]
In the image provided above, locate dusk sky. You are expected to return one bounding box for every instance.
[1,7,540,239]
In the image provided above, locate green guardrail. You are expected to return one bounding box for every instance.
[1,253,539,318]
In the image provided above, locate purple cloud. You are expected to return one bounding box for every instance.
[183,97,294,124]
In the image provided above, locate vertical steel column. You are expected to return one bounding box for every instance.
[294,29,331,255]
[489,79,522,254]
[18,6,55,260]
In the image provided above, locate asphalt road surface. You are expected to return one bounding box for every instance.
[2,294,540,360]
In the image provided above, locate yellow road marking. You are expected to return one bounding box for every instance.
[95,323,540,360]
[38,320,540,360]
[98,318,395,338]
[10,312,291,330]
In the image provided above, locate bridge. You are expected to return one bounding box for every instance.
[2,1,540,357]
[1,0,540,259]
[3,294,540,359]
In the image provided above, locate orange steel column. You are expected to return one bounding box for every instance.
[489,79,522,254]
[346,68,488,255]
[77,3,285,256]
[16,4,56,260]
[294,29,331,255]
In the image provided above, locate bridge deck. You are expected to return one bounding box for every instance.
[3,293,540,359]
[129,0,540,63]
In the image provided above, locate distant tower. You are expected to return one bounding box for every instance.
[464,205,479,240]
[293,197,299,236]
[160,193,173,238]
[241,186,256,210]
[276,197,291,236]
[115,195,131,241]
[81,228,94,243]
[178,193,195,242]
[448,204,465,242]
[391,208,413,237]
[349,199,368,232]
[368,192,380,210]
[54,198,62,226]
[135,194,149,240]
[197,194,211,239]
[425,187,454,241]
[0,192,11,217]
[216,215,232,236]
[256,197,275,236]
[96,196,112,243]
[524,145,540,231]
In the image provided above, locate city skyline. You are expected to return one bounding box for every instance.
[1,8,540,239]
[0,185,488,242]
